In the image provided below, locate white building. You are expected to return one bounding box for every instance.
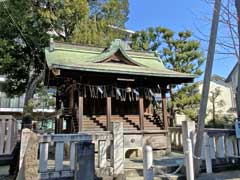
[200,75,236,121]
[225,63,238,106]
[0,75,55,130]
[176,75,237,125]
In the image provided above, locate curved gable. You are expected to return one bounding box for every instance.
[94,49,143,66]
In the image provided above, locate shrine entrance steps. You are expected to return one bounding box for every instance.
[82,114,163,131]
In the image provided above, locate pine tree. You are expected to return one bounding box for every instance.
[131,27,205,125]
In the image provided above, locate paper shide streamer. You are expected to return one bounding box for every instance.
[78,84,162,101]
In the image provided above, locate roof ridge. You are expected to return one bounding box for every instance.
[54,42,105,52]
[54,41,157,56]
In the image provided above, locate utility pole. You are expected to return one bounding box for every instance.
[235,0,240,156]
[235,0,240,119]
[194,0,221,175]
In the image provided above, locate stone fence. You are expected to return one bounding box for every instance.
[169,124,238,161]
[0,115,18,155]
[17,121,124,180]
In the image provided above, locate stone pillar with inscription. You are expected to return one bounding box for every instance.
[111,121,124,176]
[74,141,95,180]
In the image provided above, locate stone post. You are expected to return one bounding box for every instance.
[19,129,31,170]
[182,120,196,176]
[17,131,39,180]
[185,138,194,180]
[74,141,95,180]
[111,121,124,176]
[204,133,212,174]
[143,145,153,180]
[98,140,108,168]
[182,121,195,152]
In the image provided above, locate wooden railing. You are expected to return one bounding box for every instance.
[0,115,18,155]
[169,126,238,160]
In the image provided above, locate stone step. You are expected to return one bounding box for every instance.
[83,123,101,128]
[83,126,103,129]
[124,166,184,177]
[144,126,161,129]
[123,124,138,127]
[83,122,103,126]
[124,165,185,180]
[82,128,104,131]
[124,128,138,131]
[143,124,160,126]
[124,156,184,177]
[81,114,162,130]
[125,175,184,180]
[144,124,161,127]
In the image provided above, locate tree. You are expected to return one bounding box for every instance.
[0,0,129,115]
[36,0,90,40]
[198,0,238,59]
[208,87,225,126]
[0,0,51,106]
[199,0,240,119]
[131,27,205,126]
[71,17,128,47]
[71,0,129,47]
[174,84,201,121]
[89,0,129,28]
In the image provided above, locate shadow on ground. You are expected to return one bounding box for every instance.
[197,170,240,180]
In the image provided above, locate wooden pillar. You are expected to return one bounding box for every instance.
[66,118,71,133]
[55,89,61,134]
[68,84,74,133]
[78,96,83,132]
[59,117,63,133]
[139,97,144,130]
[106,97,112,130]
[161,88,168,130]
[55,118,58,134]
[69,85,74,112]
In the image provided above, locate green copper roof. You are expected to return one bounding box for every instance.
[45,39,195,79]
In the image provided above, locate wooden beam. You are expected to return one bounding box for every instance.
[161,89,168,130]
[78,96,83,132]
[106,96,112,130]
[52,68,60,76]
[139,97,144,130]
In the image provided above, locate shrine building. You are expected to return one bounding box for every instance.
[45,39,195,150]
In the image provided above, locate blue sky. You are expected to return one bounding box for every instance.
[126,0,237,79]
